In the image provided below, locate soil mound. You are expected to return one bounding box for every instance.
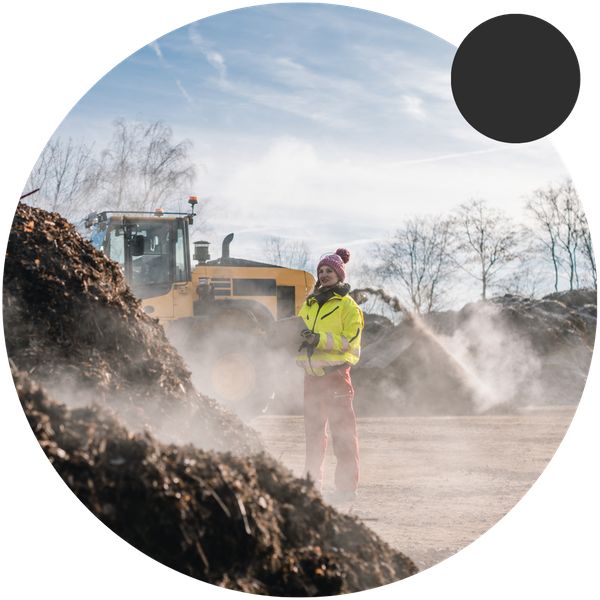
[5,203,419,592]
[3,202,262,453]
[14,363,418,594]
[456,292,596,407]
[353,316,479,417]
[456,289,598,356]
[353,290,596,415]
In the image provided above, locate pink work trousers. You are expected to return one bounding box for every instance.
[302,365,359,492]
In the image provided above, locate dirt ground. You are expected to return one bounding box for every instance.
[251,405,576,572]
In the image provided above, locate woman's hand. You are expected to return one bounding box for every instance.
[300,329,316,346]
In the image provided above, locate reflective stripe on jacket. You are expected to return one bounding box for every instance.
[296,290,364,376]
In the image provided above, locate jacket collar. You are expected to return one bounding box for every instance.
[308,282,351,306]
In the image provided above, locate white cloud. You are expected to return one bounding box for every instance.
[206,51,225,72]
[189,25,227,80]
[402,95,426,120]
[224,136,320,204]
[175,79,194,105]
[148,40,164,62]
[188,26,204,49]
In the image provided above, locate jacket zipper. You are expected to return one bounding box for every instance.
[309,297,340,331]
[310,303,323,332]
[306,296,341,376]
[320,306,340,320]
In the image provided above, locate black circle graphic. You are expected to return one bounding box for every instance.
[451,14,580,143]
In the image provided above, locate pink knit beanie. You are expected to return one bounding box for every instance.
[317,248,350,282]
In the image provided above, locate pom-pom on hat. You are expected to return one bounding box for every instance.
[317,248,350,282]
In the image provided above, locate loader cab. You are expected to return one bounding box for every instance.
[86,209,195,320]
[103,217,190,294]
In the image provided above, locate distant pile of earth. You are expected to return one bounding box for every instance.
[353,289,596,416]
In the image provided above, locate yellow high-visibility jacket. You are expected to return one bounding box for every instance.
[296,284,364,376]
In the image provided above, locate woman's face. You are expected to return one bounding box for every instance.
[318,265,340,289]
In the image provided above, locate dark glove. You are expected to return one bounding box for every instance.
[298,333,320,354]
[298,340,311,355]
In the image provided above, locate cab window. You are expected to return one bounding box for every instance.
[101,218,189,289]
[131,222,172,285]
[175,224,186,283]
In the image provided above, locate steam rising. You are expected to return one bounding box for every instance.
[352,290,594,417]
[434,304,543,413]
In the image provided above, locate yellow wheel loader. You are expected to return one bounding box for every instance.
[85,197,314,420]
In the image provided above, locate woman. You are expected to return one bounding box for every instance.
[296,248,364,503]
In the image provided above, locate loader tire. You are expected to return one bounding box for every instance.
[185,327,275,422]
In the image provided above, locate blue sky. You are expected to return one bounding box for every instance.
[53,3,567,269]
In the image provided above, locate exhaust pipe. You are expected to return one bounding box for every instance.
[222,233,234,259]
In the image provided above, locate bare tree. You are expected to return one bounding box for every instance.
[22,137,97,222]
[524,183,562,291]
[263,236,310,270]
[576,207,596,288]
[22,119,212,238]
[525,178,592,290]
[372,214,454,313]
[452,198,523,300]
[97,119,197,213]
[560,178,583,289]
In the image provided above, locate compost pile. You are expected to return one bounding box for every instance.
[5,203,418,593]
[14,364,417,593]
[353,289,596,415]
[481,290,596,352]
[352,315,479,416]
[452,291,596,407]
